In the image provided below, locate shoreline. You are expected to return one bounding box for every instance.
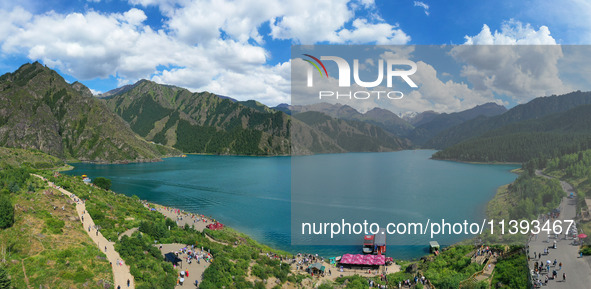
[430,156,522,165]
[141,199,403,285]
[62,152,523,263]
[63,148,528,166]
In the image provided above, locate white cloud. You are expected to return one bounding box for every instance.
[2,9,180,80]
[120,8,147,26]
[0,1,411,106]
[200,61,292,105]
[333,18,410,44]
[523,0,591,44]
[413,1,429,16]
[165,0,281,45]
[400,61,502,113]
[268,0,410,44]
[464,20,555,45]
[0,7,32,42]
[88,88,102,95]
[456,20,570,103]
[0,6,287,104]
[129,0,410,45]
[268,0,352,43]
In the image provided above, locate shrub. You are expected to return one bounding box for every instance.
[93,177,112,191]
[116,235,176,288]
[491,253,529,289]
[0,195,14,229]
[139,221,169,239]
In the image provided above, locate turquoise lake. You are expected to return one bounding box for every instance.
[65,150,519,259]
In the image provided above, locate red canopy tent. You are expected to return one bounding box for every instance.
[206,222,224,230]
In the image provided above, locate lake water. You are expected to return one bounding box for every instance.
[65,150,518,260]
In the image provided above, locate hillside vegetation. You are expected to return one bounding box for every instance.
[0,164,112,288]
[294,111,409,152]
[41,171,308,289]
[433,92,591,162]
[0,62,179,163]
[0,147,64,169]
[427,91,591,150]
[103,80,290,155]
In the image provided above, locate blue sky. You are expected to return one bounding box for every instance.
[1,0,590,112]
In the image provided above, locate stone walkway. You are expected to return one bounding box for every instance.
[157,243,210,287]
[33,174,135,289]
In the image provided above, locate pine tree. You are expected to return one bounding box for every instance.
[0,266,11,289]
[0,195,15,229]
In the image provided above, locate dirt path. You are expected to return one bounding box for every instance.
[21,260,31,289]
[33,174,135,289]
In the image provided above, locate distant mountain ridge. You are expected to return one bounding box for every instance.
[102,80,413,155]
[274,102,507,147]
[277,103,414,136]
[426,91,591,149]
[403,111,439,126]
[407,102,507,146]
[292,111,410,153]
[0,62,179,163]
[433,103,591,162]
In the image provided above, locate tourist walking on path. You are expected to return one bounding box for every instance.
[33,174,136,289]
[527,171,591,288]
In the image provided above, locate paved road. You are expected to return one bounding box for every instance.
[528,171,591,288]
[33,174,135,289]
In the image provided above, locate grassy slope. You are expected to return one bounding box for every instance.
[41,172,303,289]
[0,147,65,169]
[0,171,112,288]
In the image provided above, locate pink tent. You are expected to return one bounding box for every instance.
[339,254,385,266]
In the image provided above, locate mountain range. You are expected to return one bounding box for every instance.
[281,103,414,136]
[0,63,411,161]
[3,62,591,164]
[406,102,507,146]
[431,91,591,162]
[102,79,290,155]
[275,102,507,146]
[0,62,179,163]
